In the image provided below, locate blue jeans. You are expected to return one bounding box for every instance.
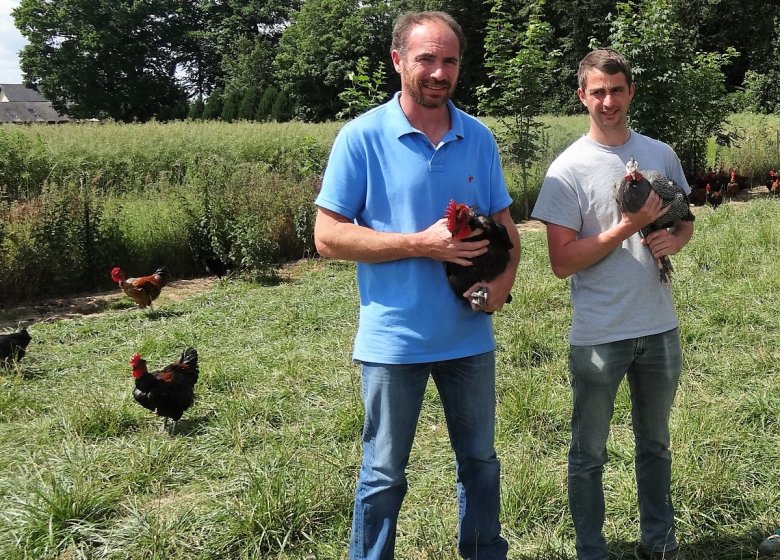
[349,352,508,560]
[568,329,682,560]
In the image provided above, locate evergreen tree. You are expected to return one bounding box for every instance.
[202,89,224,120]
[220,89,243,122]
[188,97,205,120]
[238,85,261,120]
[255,86,280,121]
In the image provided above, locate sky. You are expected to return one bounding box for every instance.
[0,0,26,84]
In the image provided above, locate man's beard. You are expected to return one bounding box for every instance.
[403,75,454,109]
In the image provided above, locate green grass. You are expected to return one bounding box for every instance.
[2,199,780,559]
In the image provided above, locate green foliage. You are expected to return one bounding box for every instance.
[273,0,394,121]
[255,86,280,121]
[0,120,335,302]
[187,97,205,120]
[270,88,295,122]
[0,127,50,201]
[220,89,244,122]
[238,85,261,121]
[336,56,388,120]
[607,0,737,174]
[13,0,189,122]
[742,69,780,115]
[202,90,224,120]
[479,0,557,218]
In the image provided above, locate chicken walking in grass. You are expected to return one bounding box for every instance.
[616,157,695,283]
[130,347,199,435]
[0,328,31,366]
[444,199,514,311]
[111,266,168,310]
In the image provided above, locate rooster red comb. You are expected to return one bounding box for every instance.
[444,199,474,238]
[129,353,144,366]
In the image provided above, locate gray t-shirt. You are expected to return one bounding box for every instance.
[531,131,689,346]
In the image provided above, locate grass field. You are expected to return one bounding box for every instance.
[1,196,780,559]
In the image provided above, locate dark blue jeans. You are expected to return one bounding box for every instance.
[349,352,508,560]
[568,329,682,560]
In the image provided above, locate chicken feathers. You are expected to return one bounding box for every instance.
[111,266,168,309]
[444,200,514,312]
[130,347,199,435]
[615,157,695,283]
[0,328,31,366]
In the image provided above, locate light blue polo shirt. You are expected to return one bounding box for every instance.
[316,92,512,364]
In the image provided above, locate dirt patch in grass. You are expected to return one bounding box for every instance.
[0,277,219,331]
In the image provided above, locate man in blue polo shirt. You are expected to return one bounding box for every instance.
[314,10,519,560]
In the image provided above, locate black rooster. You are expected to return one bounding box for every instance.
[130,347,199,435]
[616,157,695,283]
[444,200,514,311]
[0,328,31,366]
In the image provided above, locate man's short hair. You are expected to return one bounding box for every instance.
[578,48,633,90]
[391,11,466,59]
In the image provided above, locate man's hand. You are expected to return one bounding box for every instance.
[621,190,669,233]
[418,218,488,265]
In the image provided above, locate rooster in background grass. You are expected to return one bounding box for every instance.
[130,347,199,435]
[444,200,514,312]
[111,266,168,310]
[706,183,723,209]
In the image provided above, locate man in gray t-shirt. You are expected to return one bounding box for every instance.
[531,49,693,560]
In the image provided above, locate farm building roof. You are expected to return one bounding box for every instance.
[0,84,69,123]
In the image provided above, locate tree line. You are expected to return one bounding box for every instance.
[14,0,780,124]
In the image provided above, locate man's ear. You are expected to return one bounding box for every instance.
[391,49,402,73]
[577,87,586,105]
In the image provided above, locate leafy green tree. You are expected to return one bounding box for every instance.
[336,57,388,120]
[542,0,615,114]
[608,0,736,174]
[479,0,558,216]
[194,0,301,95]
[14,0,189,121]
[274,0,394,121]
[669,0,780,93]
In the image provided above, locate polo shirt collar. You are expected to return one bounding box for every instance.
[387,91,465,141]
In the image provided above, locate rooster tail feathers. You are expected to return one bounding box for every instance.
[154,267,169,283]
[179,347,199,379]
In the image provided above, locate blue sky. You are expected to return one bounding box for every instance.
[0,0,26,84]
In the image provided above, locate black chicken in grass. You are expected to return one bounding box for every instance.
[130,347,199,435]
[0,328,31,366]
[444,200,514,312]
[616,157,695,283]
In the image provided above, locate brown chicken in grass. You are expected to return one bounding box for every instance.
[111,266,168,309]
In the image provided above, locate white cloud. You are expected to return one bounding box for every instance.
[0,0,27,83]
